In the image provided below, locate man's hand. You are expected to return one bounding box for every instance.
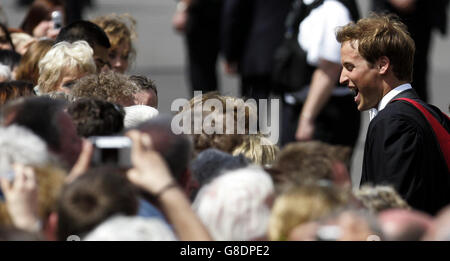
[126,130,175,195]
[0,164,40,232]
[172,2,189,33]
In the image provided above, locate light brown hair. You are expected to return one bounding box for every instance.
[15,39,54,85]
[336,13,415,82]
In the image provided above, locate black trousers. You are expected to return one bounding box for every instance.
[281,94,361,150]
[185,0,223,95]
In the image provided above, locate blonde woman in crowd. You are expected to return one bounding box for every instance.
[37,40,96,94]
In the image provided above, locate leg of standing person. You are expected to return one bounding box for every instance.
[185,0,222,95]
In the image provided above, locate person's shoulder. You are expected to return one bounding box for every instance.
[373,100,427,130]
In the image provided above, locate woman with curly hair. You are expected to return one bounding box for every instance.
[92,13,137,73]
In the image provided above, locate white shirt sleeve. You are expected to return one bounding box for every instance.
[298,0,352,66]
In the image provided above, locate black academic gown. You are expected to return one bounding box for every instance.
[361,89,450,215]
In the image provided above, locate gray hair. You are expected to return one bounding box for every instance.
[83,215,177,241]
[123,105,159,129]
[0,125,50,175]
[193,165,274,240]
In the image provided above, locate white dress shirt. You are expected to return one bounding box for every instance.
[369,83,413,121]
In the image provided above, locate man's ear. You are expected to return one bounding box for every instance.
[377,56,390,75]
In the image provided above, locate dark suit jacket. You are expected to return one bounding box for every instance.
[361,89,450,215]
[221,0,292,77]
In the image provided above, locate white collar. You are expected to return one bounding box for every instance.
[369,83,413,121]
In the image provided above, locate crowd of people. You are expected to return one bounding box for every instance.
[0,0,448,241]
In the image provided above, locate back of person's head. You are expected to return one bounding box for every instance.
[191,148,248,187]
[123,105,159,129]
[0,22,15,51]
[57,166,138,240]
[67,98,125,137]
[0,80,35,105]
[354,185,410,214]
[190,148,249,200]
[0,49,21,73]
[2,97,65,150]
[15,39,54,85]
[232,134,279,167]
[129,75,157,95]
[336,13,415,82]
[71,71,139,106]
[129,75,158,108]
[378,209,432,241]
[193,166,274,240]
[0,96,81,169]
[84,215,177,241]
[0,124,50,175]
[270,141,351,193]
[0,96,66,153]
[136,114,193,182]
[38,40,96,93]
[56,20,111,49]
[268,182,351,241]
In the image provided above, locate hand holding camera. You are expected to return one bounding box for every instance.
[125,130,175,196]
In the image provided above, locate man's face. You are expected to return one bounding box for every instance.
[93,44,111,73]
[339,41,383,111]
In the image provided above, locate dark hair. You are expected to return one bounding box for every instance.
[0,23,14,52]
[190,148,249,200]
[67,98,125,137]
[0,96,66,151]
[136,114,193,182]
[129,75,157,95]
[0,81,35,105]
[0,50,21,72]
[56,20,111,49]
[57,166,138,240]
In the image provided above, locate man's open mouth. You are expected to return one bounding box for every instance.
[349,87,359,97]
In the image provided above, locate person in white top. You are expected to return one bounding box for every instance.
[282,0,361,154]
